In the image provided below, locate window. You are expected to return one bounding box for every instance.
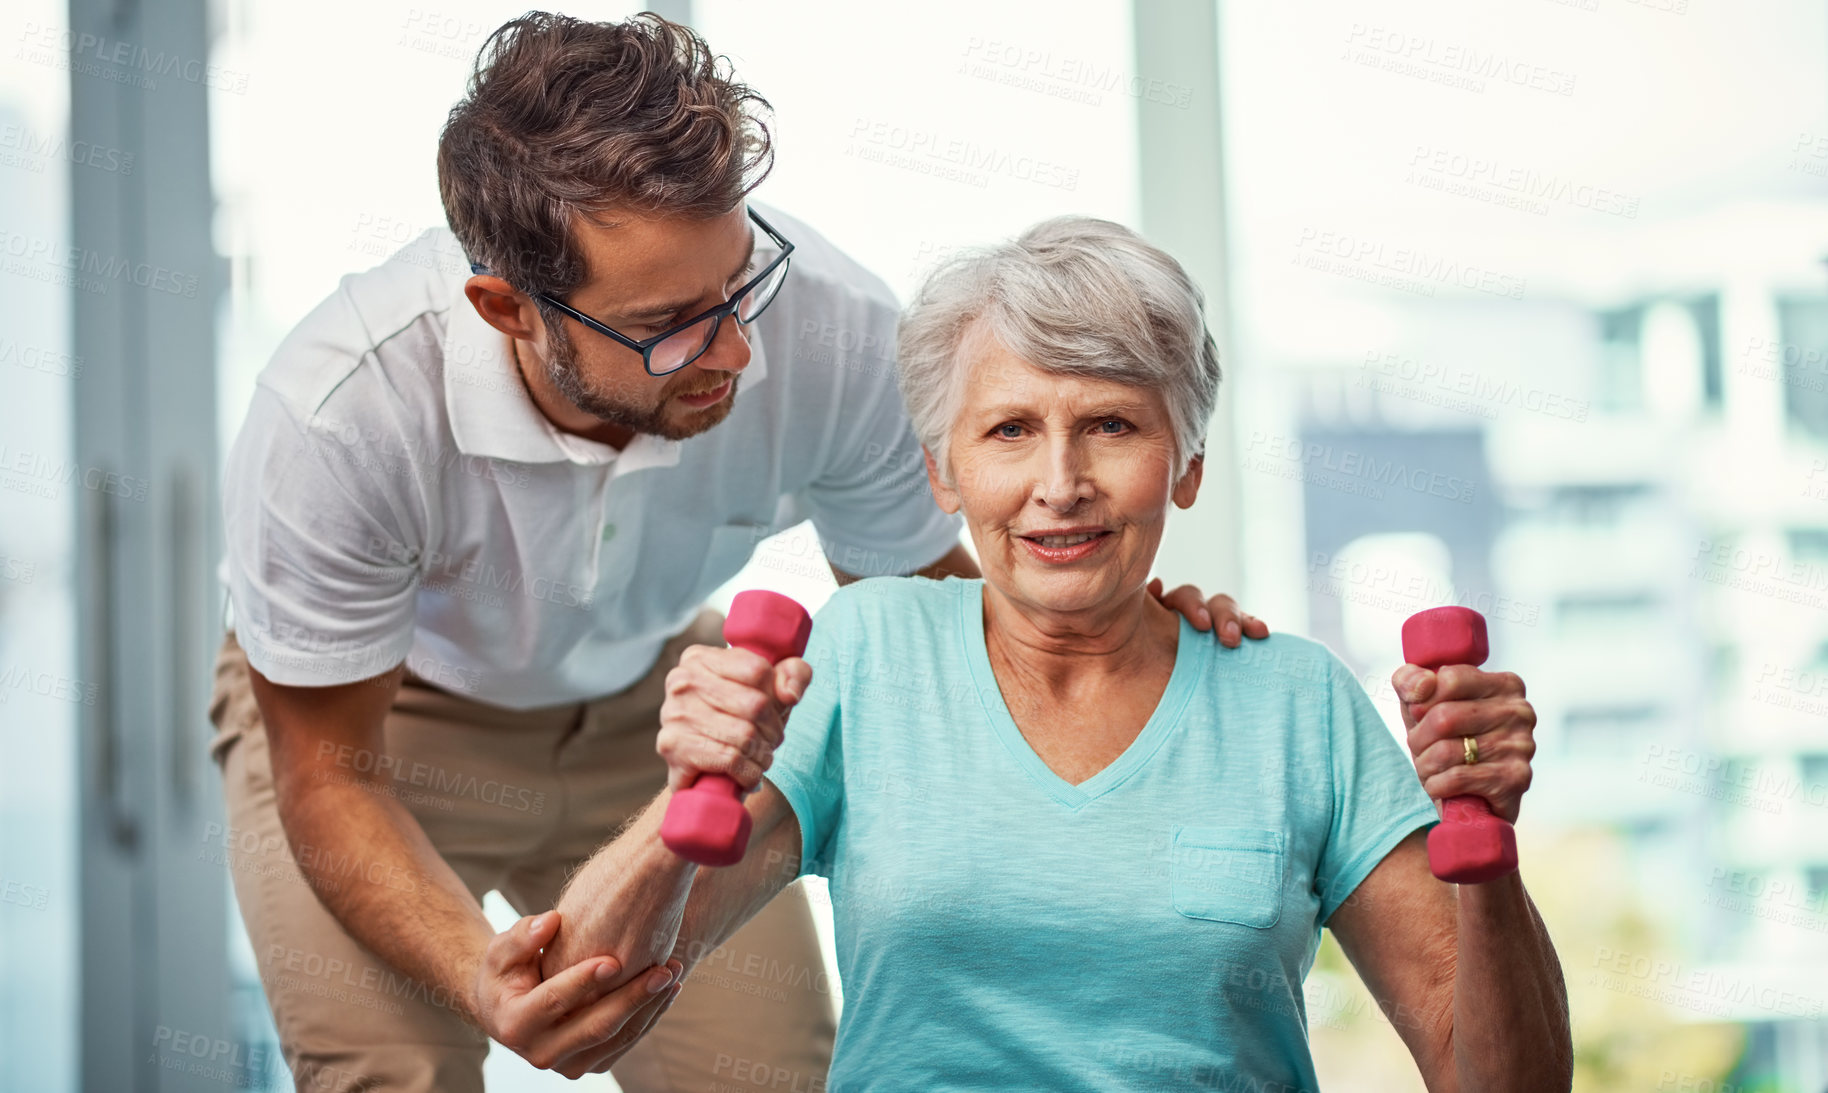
[1779,297,1828,438]
[1597,306,1645,413]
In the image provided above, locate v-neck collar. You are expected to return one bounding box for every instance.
[959,579,1203,810]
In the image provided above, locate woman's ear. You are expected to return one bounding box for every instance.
[1172,453,1203,510]
[924,447,961,514]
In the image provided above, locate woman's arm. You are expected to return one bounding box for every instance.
[1325,831,1571,1093]
[541,633,813,980]
[532,778,806,1075]
[531,631,819,1074]
[1323,661,1571,1093]
[538,778,805,982]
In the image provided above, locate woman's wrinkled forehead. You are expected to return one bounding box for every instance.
[952,327,1169,425]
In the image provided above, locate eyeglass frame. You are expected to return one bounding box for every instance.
[467,205,795,377]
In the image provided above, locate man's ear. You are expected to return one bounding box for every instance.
[923,447,961,514]
[464,276,541,341]
[1172,453,1203,510]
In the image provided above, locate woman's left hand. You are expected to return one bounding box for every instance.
[1393,664,1537,825]
[1146,578,1270,647]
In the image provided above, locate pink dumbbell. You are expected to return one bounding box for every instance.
[659,590,812,867]
[1401,606,1519,884]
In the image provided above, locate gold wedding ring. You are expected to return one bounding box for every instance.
[1462,735,1480,766]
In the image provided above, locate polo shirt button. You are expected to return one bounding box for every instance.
[601,522,617,542]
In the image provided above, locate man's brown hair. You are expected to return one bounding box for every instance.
[438,11,774,300]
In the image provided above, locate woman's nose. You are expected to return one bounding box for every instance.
[1037,439,1092,511]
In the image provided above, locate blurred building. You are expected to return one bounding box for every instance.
[1282,199,1828,1090]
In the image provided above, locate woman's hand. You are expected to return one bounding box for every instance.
[657,643,813,794]
[1393,664,1537,824]
[475,911,684,1079]
[1146,578,1269,647]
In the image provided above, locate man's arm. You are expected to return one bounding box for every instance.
[252,665,672,1074]
[248,665,497,1026]
[831,542,977,586]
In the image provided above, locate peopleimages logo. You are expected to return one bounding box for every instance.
[1406,145,1639,220]
[957,36,1193,109]
[1308,549,1540,626]
[14,21,251,93]
[845,117,1080,192]
[1292,227,1527,301]
[1243,431,1478,505]
[0,229,199,298]
[1360,350,1589,422]
[1341,23,1578,97]
[312,740,547,816]
[0,121,134,175]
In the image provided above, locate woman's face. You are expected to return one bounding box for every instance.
[927,333,1202,617]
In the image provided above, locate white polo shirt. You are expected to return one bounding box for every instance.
[219,202,961,709]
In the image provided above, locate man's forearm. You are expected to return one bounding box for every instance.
[1452,873,1572,1092]
[280,782,495,1027]
[833,542,979,586]
[911,543,978,581]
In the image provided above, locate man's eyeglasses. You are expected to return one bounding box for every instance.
[469,206,795,377]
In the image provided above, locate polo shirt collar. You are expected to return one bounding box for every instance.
[442,276,767,470]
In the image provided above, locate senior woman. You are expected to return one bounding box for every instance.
[478,217,1573,1089]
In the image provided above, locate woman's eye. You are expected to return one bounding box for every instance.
[1096,419,1131,434]
[994,422,1024,439]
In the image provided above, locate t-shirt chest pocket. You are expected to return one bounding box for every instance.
[1168,825,1285,929]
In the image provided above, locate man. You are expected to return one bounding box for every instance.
[209,11,1266,1091]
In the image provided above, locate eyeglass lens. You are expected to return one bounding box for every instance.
[648,256,792,374]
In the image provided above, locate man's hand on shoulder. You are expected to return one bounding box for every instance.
[1147,578,1270,647]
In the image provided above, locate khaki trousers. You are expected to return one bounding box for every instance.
[207,610,836,1093]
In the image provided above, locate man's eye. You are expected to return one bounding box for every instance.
[1097,419,1131,434]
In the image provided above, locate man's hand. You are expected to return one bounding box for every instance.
[477,911,684,1079]
[1394,664,1537,825]
[1146,578,1270,647]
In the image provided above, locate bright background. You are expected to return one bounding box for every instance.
[3,1,1827,1089]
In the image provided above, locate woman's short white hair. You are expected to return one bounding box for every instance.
[895,215,1221,486]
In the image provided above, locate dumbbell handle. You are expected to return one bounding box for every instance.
[1401,606,1519,885]
[659,590,812,867]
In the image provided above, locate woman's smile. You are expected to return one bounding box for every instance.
[1016,526,1114,564]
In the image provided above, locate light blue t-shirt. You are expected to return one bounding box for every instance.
[764,576,1439,1092]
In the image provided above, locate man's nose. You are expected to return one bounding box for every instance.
[694,314,751,374]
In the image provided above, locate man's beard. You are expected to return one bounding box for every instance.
[542,319,739,441]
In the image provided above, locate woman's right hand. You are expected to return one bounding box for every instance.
[656,643,812,794]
